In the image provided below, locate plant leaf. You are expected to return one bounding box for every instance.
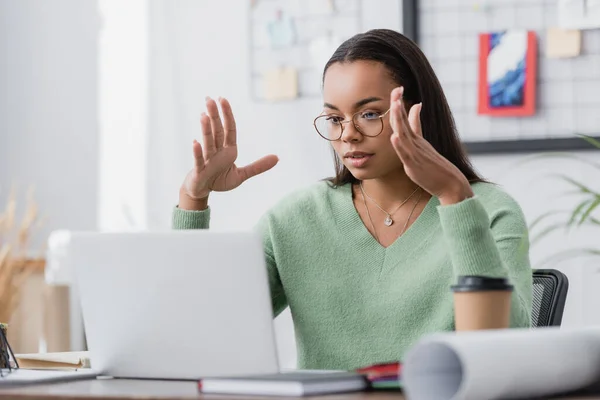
[577,134,600,149]
[554,174,599,196]
[578,196,600,226]
[568,199,593,228]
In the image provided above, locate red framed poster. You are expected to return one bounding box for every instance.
[478,30,537,117]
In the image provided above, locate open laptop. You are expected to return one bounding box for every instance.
[67,230,280,380]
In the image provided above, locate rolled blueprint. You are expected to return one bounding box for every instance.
[403,327,600,400]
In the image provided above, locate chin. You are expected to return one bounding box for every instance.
[345,167,378,181]
[345,163,402,182]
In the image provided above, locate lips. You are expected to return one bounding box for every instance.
[344,152,374,168]
[344,151,373,158]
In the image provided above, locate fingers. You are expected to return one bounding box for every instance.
[391,130,412,162]
[389,90,402,134]
[200,112,215,158]
[391,101,425,163]
[396,88,413,137]
[205,96,225,150]
[239,155,279,182]
[408,102,423,138]
[391,87,423,137]
[192,139,204,170]
[390,87,415,162]
[219,97,237,147]
[390,86,403,103]
[390,87,410,136]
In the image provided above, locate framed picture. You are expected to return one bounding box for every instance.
[478,30,537,117]
[464,29,599,154]
[412,2,598,154]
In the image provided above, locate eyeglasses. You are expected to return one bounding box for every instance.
[313,109,391,141]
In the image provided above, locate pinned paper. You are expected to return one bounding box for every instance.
[546,27,581,58]
[264,67,298,101]
[266,10,296,48]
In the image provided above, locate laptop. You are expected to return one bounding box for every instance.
[67,230,280,380]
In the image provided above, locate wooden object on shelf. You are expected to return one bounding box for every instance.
[5,258,71,354]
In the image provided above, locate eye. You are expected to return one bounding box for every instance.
[360,111,382,120]
[325,115,344,124]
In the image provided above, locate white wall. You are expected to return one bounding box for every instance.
[0,0,100,252]
[98,0,148,231]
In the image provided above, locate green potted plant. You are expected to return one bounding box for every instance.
[528,135,600,265]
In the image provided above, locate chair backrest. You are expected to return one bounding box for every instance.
[532,269,569,327]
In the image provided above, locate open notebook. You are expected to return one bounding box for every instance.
[15,352,91,370]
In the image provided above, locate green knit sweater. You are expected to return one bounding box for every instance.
[172,181,532,370]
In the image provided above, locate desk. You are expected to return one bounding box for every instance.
[0,379,599,400]
[0,379,402,399]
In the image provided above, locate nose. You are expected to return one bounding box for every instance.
[340,121,362,143]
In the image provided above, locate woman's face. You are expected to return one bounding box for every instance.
[321,60,405,181]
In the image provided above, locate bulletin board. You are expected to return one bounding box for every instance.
[443,1,600,154]
[248,0,419,102]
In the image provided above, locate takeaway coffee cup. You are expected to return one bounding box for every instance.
[451,276,513,331]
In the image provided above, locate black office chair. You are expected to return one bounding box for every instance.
[531,269,569,327]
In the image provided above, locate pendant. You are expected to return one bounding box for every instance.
[384,216,393,226]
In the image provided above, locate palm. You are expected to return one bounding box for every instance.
[192,146,241,192]
[182,97,278,200]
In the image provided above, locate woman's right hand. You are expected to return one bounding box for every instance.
[179,97,279,210]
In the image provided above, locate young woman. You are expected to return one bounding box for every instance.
[172,29,532,370]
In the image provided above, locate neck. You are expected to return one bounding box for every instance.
[358,170,423,211]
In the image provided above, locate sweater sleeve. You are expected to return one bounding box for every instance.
[171,206,211,229]
[255,213,288,317]
[171,205,288,317]
[436,195,532,328]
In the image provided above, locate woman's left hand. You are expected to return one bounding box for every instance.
[389,87,474,206]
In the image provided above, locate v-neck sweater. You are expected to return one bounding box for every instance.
[172,181,532,370]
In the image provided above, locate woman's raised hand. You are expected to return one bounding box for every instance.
[179,97,279,209]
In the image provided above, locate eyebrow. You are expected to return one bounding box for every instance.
[323,96,383,111]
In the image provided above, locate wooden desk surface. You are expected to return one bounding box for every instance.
[1,378,600,400]
[0,378,402,400]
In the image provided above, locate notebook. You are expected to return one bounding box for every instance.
[15,352,91,370]
[0,369,98,386]
[198,371,368,396]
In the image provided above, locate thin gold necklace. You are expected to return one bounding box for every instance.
[359,182,420,227]
[360,187,423,243]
